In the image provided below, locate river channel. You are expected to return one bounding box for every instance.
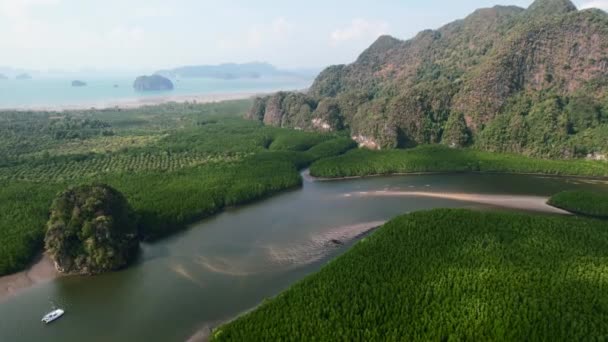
[1,173,606,341]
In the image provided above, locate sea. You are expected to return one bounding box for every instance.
[0,76,313,110]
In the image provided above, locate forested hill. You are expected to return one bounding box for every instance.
[247,0,608,159]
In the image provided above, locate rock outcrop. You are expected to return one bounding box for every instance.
[44,184,139,275]
[133,75,174,91]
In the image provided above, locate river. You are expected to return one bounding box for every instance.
[0,173,606,341]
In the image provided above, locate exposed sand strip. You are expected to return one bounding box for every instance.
[193,256,259,277]
[169,262,206,289]
[345,191,570,214]
[0,254,58,303]
[266,221,386,266]
[186,324,214,342]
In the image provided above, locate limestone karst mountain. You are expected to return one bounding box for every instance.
[248,0,608,158]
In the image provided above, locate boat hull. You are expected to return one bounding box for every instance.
[41,309,65,324]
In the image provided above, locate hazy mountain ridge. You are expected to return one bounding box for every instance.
[248,0,608,158]
[155,62,313,80]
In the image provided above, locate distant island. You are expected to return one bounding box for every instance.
[0,74,7,80]
[155,62,308,80]
[133,75,174,91]
[72,80,87,87]
[15,73,31,80]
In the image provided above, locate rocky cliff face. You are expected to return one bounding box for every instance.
[248,0,608,158]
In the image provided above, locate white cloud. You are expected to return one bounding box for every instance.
[134,5,175,18]
[330,19,389,45]
[271,17,291,37]
[218,17,294,51]
[106,26,145,42]
[0,0,60,20]
[0,1,149,69]
[579,0,608,11]
[246,27,264,48]
[0,0,63,50]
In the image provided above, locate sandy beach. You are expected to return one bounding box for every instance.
[0,254,58,303]
[3,91,266,112]
[346,190,570,214]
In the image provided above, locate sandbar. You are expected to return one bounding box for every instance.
[0,254,58,303]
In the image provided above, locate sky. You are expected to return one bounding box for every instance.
[0,0,605,72]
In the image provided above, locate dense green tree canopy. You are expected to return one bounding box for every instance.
[0,101,357,276]
[548,190,608,218]
[45,184,139,275]
[212,209,608,341]
[309,145,608,179]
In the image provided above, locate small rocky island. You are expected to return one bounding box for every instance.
[72,80,87,87]
[44,184,139,275]
[16,73,31,80]
[133,74,174,91]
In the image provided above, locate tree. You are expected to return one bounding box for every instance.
[441,113,471,147]
[313,99,344,131]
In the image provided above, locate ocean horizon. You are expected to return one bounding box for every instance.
[0,76,312,110]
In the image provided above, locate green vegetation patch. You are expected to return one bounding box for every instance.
[0,152,245,182]
[109,154,305,239]
[0,101,358,275]
[310,145,608,178]
[0,182,62,275]
[549,190,608,218]
[269,131,333,151]
[306,137,358,160]
[32,134,165,157]
[45,184,138,275]
[212,209,608,341]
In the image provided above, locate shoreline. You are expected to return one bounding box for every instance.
[0,91,266,112]
[344,191,570,215]
[188,221,386,342]
[185,189,568,341]
[304,169,608,182]
[0,253,58,303]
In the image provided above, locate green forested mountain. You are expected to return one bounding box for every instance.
[248,0,608,158]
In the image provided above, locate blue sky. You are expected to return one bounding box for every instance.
[0,0,604,71]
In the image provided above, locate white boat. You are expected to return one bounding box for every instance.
[41,309,64,324]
